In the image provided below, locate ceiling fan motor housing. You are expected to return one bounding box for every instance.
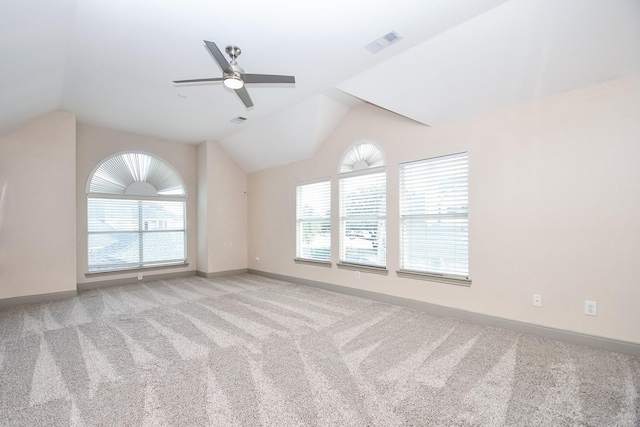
[225,45,242,62]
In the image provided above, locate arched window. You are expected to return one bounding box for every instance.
[338,141,386,173]
[338,141,387,269]
[87,152,187,273]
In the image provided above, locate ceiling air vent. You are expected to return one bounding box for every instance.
[230,116,247,124]
[365,31,402,54]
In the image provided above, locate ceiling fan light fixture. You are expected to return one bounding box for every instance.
[173,41,295,108]
[223,76,244,89]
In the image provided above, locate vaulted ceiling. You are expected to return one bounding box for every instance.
[2,0,639,172]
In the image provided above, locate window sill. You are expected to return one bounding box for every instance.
[396,269,471,287]
[86,262,189,278]
[294,258,332,268]
[337,262,389,275]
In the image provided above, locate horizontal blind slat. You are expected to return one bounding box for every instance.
[296,179,331,261]
[399,152,469,276]
[339,171,386,268]
[88,197,186,271]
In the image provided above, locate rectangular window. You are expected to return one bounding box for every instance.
[399,152,469,279]
[296,179,331,262]
[339,170,386,268]
[88,197,186,272]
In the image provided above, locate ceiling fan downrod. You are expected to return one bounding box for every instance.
[225,45,241,65]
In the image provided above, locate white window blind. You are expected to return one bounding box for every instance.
[88,198,186,272]
[89,152,185,196]
[339,170,386,267]
[296,179,331,261]
[87,152,187,273]
[339,141,386,173]
[399,152,469,279]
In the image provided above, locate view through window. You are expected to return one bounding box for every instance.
[87,152,186,272]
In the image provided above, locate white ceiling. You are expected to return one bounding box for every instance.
[2,0,639,173]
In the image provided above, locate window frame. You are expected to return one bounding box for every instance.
[398,151,470,285]
[86,152,187,274]
[338,166,387,270]
[295,177,332,265]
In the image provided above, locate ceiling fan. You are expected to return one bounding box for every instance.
[173,40,295,108]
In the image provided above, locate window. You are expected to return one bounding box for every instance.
[87,152,187,272]
[399,152,469,279]
[339,142,386,268]
[296,179,331,262]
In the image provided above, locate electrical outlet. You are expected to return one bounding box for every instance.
[255,257,260,263]
[137,273,143,281]
[585,301,597,316]
[355,271,360,279]
[533,294,542,307]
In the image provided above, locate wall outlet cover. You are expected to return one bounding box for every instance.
[533,294,542,307]
[585,300,597,316]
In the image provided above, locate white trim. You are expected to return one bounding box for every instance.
[88,193,186,202]
[294,258,332,267]
[337,262,389,275]
[398,150,468,167]
[338,165,386,179]
[295,176,331,186]
[396,269,471,286]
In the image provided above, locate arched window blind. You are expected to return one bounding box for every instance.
[89,152,185,196]
[338,141,386,174]
[338,142,387,268]
[87,152,187,273]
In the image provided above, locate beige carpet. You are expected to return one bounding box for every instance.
[0,274,638,426]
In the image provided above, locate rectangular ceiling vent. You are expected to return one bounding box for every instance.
[365,31,403,54]
[230,116,247,124]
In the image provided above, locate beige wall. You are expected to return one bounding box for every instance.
[76,123,198,284]
[248,74,640,344]
[196,142,208,271]
[0,111,77,299]
[0,116,245,296]
[197,141,247,274]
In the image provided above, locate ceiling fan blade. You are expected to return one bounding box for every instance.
[243,74,296,84]
[204,40,231,72]
[234,86,254,108]
[173,77,223,84]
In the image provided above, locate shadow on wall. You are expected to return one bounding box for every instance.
[0,181,7,232]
